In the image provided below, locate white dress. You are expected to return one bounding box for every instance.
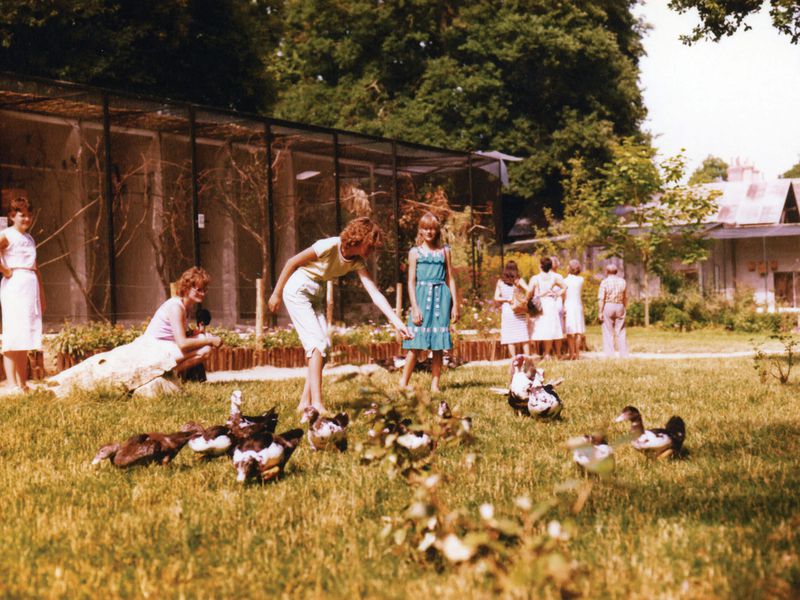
[497,280,530,345]
[563,274,586,335]
[0,228,42,351]
[530,272,564,341]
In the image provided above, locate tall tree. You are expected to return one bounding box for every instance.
[0,0,281,111]
[273,0,647,203]
[688,155,729,184]
[558,139,718,326]
[669,0,800,44]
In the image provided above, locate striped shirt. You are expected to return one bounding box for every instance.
[598,275,627,305]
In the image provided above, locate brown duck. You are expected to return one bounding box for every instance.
[92,422,204,468]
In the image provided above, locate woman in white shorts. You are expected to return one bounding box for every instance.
[268,217,412,419]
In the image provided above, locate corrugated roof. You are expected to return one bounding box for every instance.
[699,179,799,225]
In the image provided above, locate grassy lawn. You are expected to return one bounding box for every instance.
[1,357,799,598]
[583,325,784,354]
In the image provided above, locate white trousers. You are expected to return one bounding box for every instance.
[283,271,329,359]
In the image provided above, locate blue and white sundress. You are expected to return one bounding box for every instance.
[403,246,452,351]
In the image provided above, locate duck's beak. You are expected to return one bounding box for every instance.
[613,413,626,423]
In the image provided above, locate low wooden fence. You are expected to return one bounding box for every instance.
[50,339,508,374]
[47,337,590,376]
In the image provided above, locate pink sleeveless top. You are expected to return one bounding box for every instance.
[144,297,185,342]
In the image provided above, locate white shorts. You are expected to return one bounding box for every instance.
[283,270,329,359]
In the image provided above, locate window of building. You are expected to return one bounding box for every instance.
[774,272,798,307]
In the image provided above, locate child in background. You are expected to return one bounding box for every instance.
[398,212,459,393]
[269,217,412,419]
[494,260,530,358]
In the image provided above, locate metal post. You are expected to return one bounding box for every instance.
[265,123,277,327]
[333,132,342,322]
[392,141,401,286]
[496,163,504,268]
[189,106,201,267]
[101,93,118,323]
[762,236,768,310]
[468,154,476,296]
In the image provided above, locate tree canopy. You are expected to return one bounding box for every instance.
[669,0,800,44]
[273,0,648,203]
[1,0,650,205]
[781,160,800,178]
[688,155,729,185]
[0,0,280,111]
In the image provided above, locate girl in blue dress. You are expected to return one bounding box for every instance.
[399,212,459,392]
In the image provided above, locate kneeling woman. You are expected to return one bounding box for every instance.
[142,267,222,374]
[46,267,221,397]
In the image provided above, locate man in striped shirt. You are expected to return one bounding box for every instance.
[597,264,628,358]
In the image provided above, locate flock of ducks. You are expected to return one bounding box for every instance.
[93,390,350,482]
[92,354,686,481]
[496,354,687,475]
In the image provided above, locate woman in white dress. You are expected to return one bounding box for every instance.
[528,256,565,359]
[563,259,586,360]
[494,260,530,357]
[0,196,44,393]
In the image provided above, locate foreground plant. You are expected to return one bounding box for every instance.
[351,382,474,480]
[753,332,799,384]
[381,472,586,596]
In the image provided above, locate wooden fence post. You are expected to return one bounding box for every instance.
[255,278,265,342]
[326,280,334,326]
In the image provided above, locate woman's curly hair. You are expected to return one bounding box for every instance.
[176,267,211,297]
[340,217,384,250]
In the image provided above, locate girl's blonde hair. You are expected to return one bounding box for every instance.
[415,211,443,248]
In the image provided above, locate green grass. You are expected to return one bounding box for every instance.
[1,358,799,598]
[584,325,782,354]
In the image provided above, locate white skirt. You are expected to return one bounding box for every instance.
[564,299,586,334]
[531,296,563,341]
[500,303,530,344]
[1,269,42,352]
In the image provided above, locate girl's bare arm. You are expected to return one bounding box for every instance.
[359,269,412,338]
[444,247,459,322]
[267,246,318,312]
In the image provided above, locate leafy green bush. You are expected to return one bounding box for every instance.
[660,306,693,331]
[260,327,301,349]
[49,321,147,357]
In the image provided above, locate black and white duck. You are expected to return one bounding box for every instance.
[526,369,563,419]
[304,408,349,452]
[92,422,204,468]
[395,420,435,459]
[232,427,304,483]
[187,423,235,458]
[226,389,279,438]
[502,355,563,418]
[614,406,685,459]
[567,433,615,475]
